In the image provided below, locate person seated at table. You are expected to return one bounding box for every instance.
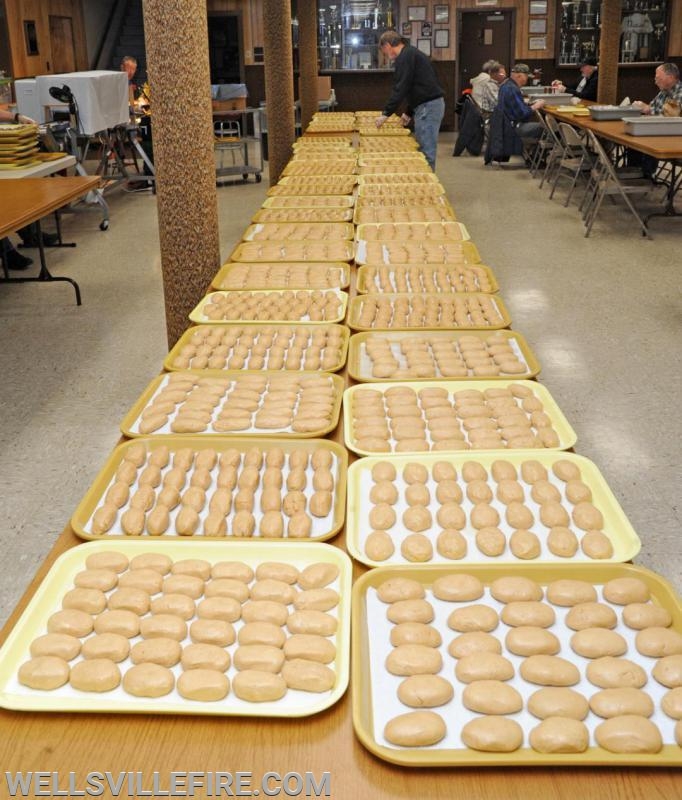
[121,55,139,110]
[552,58,599,102]
[498,64,544,142]
[633,62,682,116]
[631,62,682,178]
[471,61,500,114]
[479,62,506,115]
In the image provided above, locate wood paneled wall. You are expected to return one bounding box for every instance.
[5,0,87,78]
[207,0,264,65]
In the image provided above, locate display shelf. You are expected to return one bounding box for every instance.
[317,1,397,70]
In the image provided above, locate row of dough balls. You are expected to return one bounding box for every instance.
[136,372,338,435]
[360,265,494,295]
[19,554,340,702]
[253,209,353,224]
[268,180,358,197]
[359,164,430,176]
[350,384,561,453]
[364,457,612,562]
[361,242,477,266]
[216,263,348,290]
[200,291,343,323]
[354,206,455,224]
[359,174,440,186]
[244,223,353,241]
[353,295,505,330]
[358,137,418,150]
[376,576,681,753]
[362,333,526,379]
[282,162,358,177]
[233,240,354,261]
[170,324,346,372]
[265,195,352,209]
[91,444,338,538]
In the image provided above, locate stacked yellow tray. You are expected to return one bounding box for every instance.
[190,289,349,324]
[211,262,350,290]
[355,264,497,294]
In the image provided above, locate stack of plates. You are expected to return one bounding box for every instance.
[0,123,40,170]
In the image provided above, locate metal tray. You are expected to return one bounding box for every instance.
[588,106,642,121]
[71,436,347,542]
[624,117,682,136]
[0,540,351,717]
[345,451,640,567]
[353,563,682,766]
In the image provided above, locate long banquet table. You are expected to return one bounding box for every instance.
[544,106,682,222]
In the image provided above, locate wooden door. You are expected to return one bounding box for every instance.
[457,10,514,97]
[49,15,76,73]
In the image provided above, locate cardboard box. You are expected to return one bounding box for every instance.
[213,97,247,112]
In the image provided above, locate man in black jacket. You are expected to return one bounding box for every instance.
[553,58,599,101]
[375,31,445,170]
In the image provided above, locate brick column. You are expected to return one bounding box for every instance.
[142,0,220,348]
[298,0,319,133]
[597,0,621,105]
[263,0,296,185]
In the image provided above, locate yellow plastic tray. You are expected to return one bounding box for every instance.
[353,204,457,224]
[357,173,441,185]
[281,161,358,177]
[0,540,351,717]
[357,183,445,198]
[354,193,453,211]
[164,323,349,373]
[262,195,355,209]
[346,293,511,332]
[231,240,354,263]
[345,451,640,567]
[189,289,348,325]
[347,330,540,383]
[266,177,358,196]
[353,562,681,766]
[242,222,355,242]
[355,221,470,242]
[211,262,350,291]
[356,264,498,294]
[343,379,577,456]
[355,240,481,265]
[251,208,354,224]
[71,436,347,542]
[120,371,345,439]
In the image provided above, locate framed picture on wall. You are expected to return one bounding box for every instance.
[434,5,449,24]
[528,35,547,50]
[529,18,547,34]
[408,6,427,22]
[402,22,413,36]
[417,38,432,57]
[421,22,432,37]
[434,29,449,49]
[529,1,548,14]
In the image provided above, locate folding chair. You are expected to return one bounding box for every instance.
[538,114,566,189]
[549,122,595,206]
[528,112,554,178]
[214,119,246,169]
[582,130,651,238]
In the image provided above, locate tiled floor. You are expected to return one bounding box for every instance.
[0,135,679,629]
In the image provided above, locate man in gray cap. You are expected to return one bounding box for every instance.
[497,63,544,142]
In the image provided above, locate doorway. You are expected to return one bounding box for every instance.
[457,10,514,98]
[207,14,243,84]
[49,15,76,73]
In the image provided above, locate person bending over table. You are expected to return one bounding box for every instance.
[375,30,445,171]
[498,64,544,143]
[552,58,599,102]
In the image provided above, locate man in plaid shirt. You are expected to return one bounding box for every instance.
[634,63,682,116]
